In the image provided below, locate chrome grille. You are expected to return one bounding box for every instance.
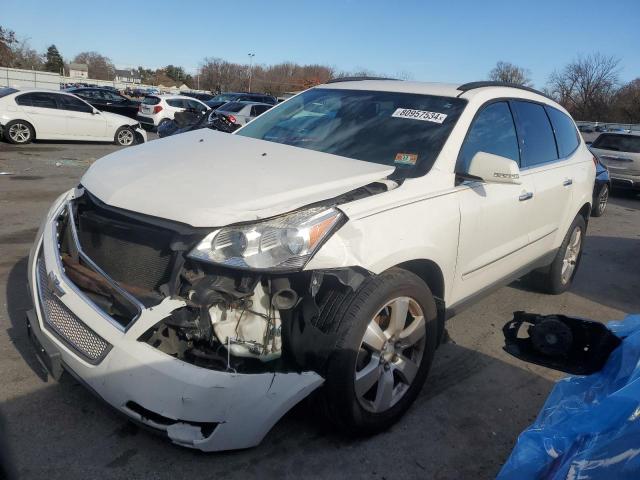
[36,252,111,364]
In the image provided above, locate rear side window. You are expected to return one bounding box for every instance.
[545,106,580,158]
[511,101,558,167]
[251,105,271,116]
[15,92,57,109]
[0,87,18,98]
[220,102,246,113]
[142,96,161,105]
[58,94,93,113]
[457,101,520,173]
[592,134,640,153]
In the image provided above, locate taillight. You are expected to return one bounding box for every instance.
[227,115,237,124]
[153,105,163,114]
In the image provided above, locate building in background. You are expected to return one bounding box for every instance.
[114,69,141,84]
[68,63,88,79]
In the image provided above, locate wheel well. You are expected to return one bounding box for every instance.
[578,202,591,224]
[395,259,446,345]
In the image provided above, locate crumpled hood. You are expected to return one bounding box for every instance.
[81,129,394,227]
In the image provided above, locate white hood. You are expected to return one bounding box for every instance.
[81,129,394,227]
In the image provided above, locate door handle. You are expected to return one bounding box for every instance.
[519,192,534,201]
[563,178,573,186]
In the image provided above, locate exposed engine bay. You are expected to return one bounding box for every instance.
[55,187,380,375]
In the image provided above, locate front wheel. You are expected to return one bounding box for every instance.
[314,268,438,434]
[114,126,135,146]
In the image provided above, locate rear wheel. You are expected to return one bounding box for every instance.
[313,268,438,434]
[591,184,609,217]
[114,126,135,146]
[4,120,34,144]
[526,215,586,294]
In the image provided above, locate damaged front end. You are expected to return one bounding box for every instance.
[59,189,370,375]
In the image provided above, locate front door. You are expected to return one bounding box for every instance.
[451,101,536,304]
[55,94,107,139]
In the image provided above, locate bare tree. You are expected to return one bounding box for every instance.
[546,53,620,120]
[0,26,17,66]
[10,39,43,70]
[488,61,532,86]
[611,78,640,124]
[73,51,115,80]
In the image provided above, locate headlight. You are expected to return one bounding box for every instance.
[188,207,343,271]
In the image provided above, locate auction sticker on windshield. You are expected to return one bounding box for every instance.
[391,108,447,123]
[394,153,418,165]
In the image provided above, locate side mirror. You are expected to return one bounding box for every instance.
[467,151,521,185]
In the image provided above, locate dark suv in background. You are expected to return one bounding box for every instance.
[205,92,277,109]
[64,87,141,119]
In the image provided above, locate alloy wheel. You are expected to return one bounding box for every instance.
[355,297,426,413]
[561,227,582,285]
[8,123,31,143]
[117,128,134,146]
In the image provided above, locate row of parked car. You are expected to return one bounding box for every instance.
[0,85,277,145]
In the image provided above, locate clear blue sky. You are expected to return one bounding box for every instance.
[3,0,639,88]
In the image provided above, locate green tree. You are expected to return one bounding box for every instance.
[44,44,64,73]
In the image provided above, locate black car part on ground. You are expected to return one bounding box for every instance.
[503,311,621,375]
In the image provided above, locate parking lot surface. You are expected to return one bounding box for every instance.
[1,138,639,479]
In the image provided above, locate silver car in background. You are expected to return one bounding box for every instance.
[590,132,640,192]
[215,101,272,128]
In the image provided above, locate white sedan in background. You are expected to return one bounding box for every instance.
[0,87,146,146]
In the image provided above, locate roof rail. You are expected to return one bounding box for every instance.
[457,81,552,100]
[326,76,399,84]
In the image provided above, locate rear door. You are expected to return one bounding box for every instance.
[14,92,62,138]
[510,100,573,256]
[56,94,107,139]
[453,101,537,301]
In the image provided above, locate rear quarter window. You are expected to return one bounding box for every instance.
[545,106,580,158]
[511,100,558,167]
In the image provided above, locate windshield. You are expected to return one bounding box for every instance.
[236,88,466,177]
[592,134,640,153]
[211,94,238,103]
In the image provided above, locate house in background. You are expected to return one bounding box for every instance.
[68,63,88,79]
[114,69,141,84]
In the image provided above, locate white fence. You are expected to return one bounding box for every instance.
[0,66,210,95]
[0,66,61,90]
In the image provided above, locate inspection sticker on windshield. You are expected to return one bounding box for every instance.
[394,153,418,165]
[391,108,448,123]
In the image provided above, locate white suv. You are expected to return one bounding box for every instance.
[137,94,209,130]
[28,79,594,451]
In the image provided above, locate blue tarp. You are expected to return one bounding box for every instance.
[498,314,640,480]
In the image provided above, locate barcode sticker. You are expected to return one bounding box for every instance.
[391,108,447,124]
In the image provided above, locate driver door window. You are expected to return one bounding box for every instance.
[457,101,520,174]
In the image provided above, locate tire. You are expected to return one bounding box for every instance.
[4,120,34,144]
[313,268,438,434]
[158,118,172,129]
[527,215,586,294]
[591,184,609,217]
[114,126,135,146]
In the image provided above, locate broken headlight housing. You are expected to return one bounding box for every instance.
[188,207,343,271]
